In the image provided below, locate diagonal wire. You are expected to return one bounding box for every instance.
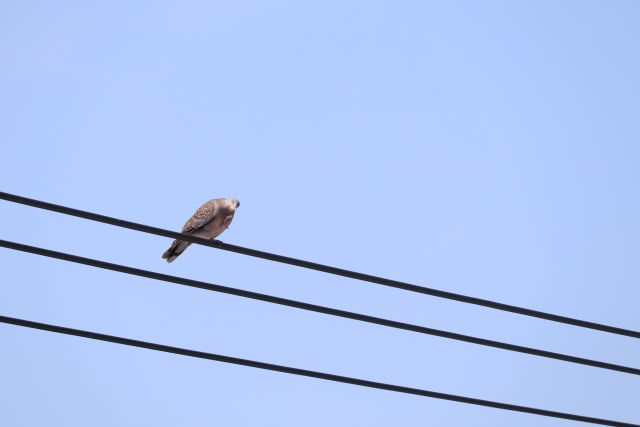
[0,314,637,427]
[1,191,638,339]
[1,238,638,376]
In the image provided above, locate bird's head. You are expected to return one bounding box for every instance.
[227,198,240,211]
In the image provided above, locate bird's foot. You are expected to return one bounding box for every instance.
[212,239,223,248]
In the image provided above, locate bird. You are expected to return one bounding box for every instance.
[161,198,240,263]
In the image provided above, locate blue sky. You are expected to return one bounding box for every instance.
[1,1,639,426]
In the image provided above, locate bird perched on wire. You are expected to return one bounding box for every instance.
[162,198,240,263]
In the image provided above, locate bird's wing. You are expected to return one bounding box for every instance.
[180,198,224,235]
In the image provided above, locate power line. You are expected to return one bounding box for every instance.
[1,190,638,339]
[1,315,636,427]
[2,238,638,376]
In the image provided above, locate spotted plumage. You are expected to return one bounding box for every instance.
[161,198,240,263]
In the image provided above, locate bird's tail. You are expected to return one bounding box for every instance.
[161,239,192,263]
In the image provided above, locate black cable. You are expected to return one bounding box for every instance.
[2,238,638,377]
[0,315,637,427]
[1,191,638,340]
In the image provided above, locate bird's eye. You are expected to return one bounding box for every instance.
[237,201,240,208]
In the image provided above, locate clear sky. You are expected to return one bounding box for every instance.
[1,1,639,426]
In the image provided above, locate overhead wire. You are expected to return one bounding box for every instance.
[2,238,638,376]
[1,194,638,424]
[1,190,638,339]
[1,315,637,427]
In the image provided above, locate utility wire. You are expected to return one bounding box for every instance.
[0,315,637,427]
[1,191,638,339]
[2,238,638,376]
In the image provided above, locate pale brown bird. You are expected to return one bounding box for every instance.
[161,198,240,263]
